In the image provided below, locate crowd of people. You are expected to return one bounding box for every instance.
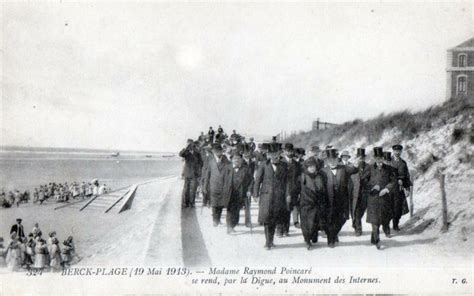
[0,218,80,272]
[180,125,412,250]
[0,180,111,208]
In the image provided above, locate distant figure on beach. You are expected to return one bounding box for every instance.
[10,218,25,240]
[32,223,42,238]
[33,238,48,270]
[0,237,6,267]
[49,237,62,272]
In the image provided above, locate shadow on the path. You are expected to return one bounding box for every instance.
[382,237,437,249]
[181,208,212,267]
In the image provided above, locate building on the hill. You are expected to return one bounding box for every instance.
[447,37,474,100]
[312,118,338,131]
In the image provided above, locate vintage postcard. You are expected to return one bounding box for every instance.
[1,1,473,295]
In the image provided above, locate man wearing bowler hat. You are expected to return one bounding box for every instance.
[179,139,203,208]
[390,144,411,231]
[350,148,371,236]
[203,143,232,226]
[357,147,396,249]
[253,143,290,250]
[321,148,358,248]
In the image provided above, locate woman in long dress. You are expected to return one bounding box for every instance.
[33,238,48,269]
[5,233,22,271]
[49,238,62,272]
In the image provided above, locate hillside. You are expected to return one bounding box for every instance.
[287,97,474,252]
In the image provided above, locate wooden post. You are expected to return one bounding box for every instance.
[439,170,449,232]
[409,178,414,218]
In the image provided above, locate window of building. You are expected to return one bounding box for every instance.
[458,53,467,67]
[457,75,467,95]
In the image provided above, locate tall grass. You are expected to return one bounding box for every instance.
[287,97,473,149]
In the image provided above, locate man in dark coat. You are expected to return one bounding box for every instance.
[179,140,203,208]
[350,148,371,236]
[390,144,411,231]
[200,146,213,207]
[279,143,302,236]
[10,218,25,239]
[359,147,397,249]
[252,143,290,250]
[300,158,328,250]
[203,143,232,226]
[242,144,256,227]
[321,149,358,248]
[208,127,215,143]
[226,153,252,233]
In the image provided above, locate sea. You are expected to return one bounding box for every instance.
[0,146,182,192]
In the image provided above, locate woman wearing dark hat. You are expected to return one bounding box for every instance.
[299,158,329,250]
[358,147,397,249]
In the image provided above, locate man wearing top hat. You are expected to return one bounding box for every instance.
[242,143,256,227]
[350,148,371,236]
[321,149,358,248]
[357,147,397,249]
[225,152,253,233]
[203,143,232,226]
[278,143,302,236]
[179,140,203,208]
[390,144,411,231]
[252,143,290,250]
[208,127,215,144]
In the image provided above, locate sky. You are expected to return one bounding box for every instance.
[1,2,473,152]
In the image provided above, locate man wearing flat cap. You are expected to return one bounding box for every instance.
[253,143,290,250]
[357,147,397,249]
[390,144,411,231]
[179,140,203,208]
[321,149,358,248]
[10,218,25,240]
[203,143,232,226]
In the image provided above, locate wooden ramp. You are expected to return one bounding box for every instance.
[58,187,131,212]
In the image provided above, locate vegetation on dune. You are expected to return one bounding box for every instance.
[287,97,473,149]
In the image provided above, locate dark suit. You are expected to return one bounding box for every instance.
[179,148,203,207]
[321,165,358,244]
[253,160,289,247]
[243,157,256,226]
[10,223,25,239]
[226,163,252,229]
[279,157,302,235]
[350,161,370,234]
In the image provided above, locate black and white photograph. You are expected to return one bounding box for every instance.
[0,1,473,295]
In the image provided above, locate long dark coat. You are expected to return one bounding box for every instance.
[299,172,328,242]
[349,161,371,219]
[361,163,396,225]
[390,158,410,217]
[252,160,289,225]
[284,158,302,206]
[179,148,203,179]
[203,155,232,207]
[227,163,253,209]
[321,165,358,225]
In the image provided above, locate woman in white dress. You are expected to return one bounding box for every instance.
[5,233,22,271]
[33,238,48,269]
[49,237,62,272]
